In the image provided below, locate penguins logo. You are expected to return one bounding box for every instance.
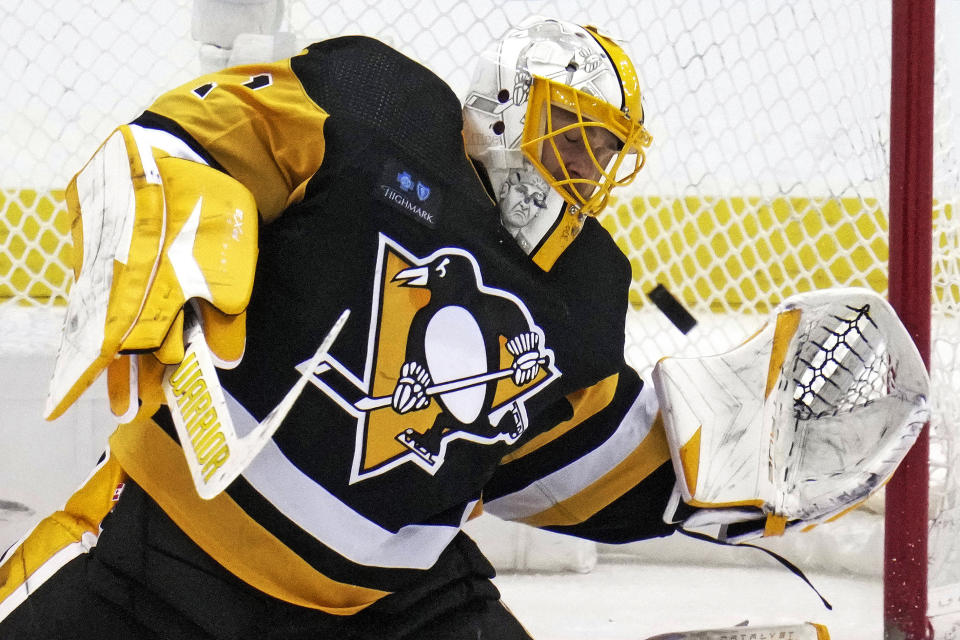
[299,234,560,483]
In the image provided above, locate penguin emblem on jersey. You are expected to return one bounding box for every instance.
[300,234,560,483]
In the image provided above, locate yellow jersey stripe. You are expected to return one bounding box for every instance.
[0,454,125,609]
[500,372,620,464]
[109,418,391,615]
[518,414,670,528]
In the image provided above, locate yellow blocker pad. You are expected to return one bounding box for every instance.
[45,125,258,422]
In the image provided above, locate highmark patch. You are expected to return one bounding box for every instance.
[375,158,443,229]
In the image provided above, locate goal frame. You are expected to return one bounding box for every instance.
[886,0,935,637]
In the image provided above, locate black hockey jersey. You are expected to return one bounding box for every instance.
[107,36,676,615]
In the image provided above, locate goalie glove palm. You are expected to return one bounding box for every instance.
[653,288,929,541]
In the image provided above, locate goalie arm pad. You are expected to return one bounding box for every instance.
[653,288,930,543]
[45,124,258,422]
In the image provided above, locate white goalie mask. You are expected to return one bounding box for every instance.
[463,17,652,269]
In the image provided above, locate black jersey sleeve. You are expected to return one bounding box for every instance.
[479,221,679,543]
[480,363,677,543]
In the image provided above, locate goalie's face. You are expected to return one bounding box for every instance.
[519,73,652,217]
[536,106,622,203]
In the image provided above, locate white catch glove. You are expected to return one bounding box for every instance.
[654,288,929,542]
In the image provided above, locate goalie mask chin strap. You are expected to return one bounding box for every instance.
[676,527,833,611]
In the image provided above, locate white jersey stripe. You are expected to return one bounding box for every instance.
[483,380,660,521]
[227,392,474,569]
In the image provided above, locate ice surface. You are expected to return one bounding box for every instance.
[494,562,879,639]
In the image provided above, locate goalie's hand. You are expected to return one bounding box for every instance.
[45,124,259,422]
[654,288,929,543]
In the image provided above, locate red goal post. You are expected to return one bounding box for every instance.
[886,0,934,637]
[1,1,958,637]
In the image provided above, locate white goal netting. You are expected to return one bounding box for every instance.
[2,0,959,625]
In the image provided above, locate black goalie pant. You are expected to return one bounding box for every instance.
[0,480,532,640]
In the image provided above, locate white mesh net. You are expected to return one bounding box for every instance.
[2,0,959,617]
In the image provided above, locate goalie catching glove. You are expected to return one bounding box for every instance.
[653,288,929,543]
[45,124,258,423]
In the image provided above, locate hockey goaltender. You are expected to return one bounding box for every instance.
[0,3,929,639]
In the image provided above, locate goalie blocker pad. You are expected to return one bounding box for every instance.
[45,124,258,422]
[653,288,929,542]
